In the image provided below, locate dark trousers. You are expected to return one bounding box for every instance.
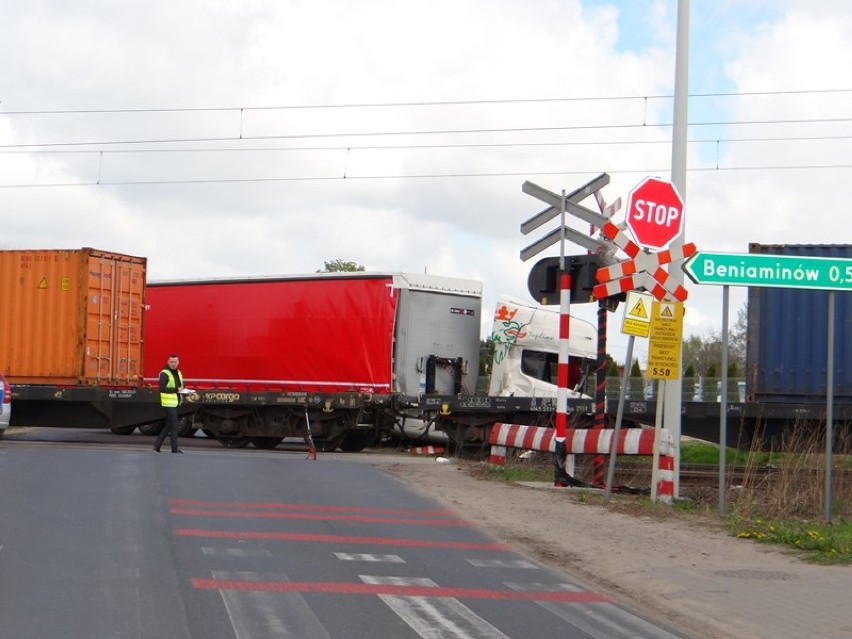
[155,406,180,452]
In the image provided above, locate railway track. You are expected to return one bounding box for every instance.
[607,462,851,490]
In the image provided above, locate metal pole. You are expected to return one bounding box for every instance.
[671,0,690,193]
[824,291,835,522]
[555,189,569,442]
[553,191,574,484]
[718,286,729,516]
[664,0,691,499]
[605,336,634,501]
[651,379,666,502]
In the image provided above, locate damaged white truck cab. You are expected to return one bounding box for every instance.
[488,295,597,398]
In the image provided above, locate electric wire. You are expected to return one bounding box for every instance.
[0,132,849,155]
[2,116,852,150]
[1,87,850,115]
[2,163,850,190]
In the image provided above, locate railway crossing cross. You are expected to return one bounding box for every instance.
[592,221,695,303]
[520,174,619,487]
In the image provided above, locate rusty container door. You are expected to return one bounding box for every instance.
[83,249,146,385]
[0,248,146,385]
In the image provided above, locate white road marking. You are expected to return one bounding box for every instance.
[505,582,684,639]
[334,552,405,563]
[465,559,538,569]
[360,575,512,639]
[212,571,331,639]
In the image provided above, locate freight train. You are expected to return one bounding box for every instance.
[3,245,851,451]
[2,249,600,450]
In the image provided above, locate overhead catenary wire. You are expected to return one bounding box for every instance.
[2,116,852,150]
[1,87,851,115]
[1,132,850,155]
[2,163,851,190]
[1,87,849,188]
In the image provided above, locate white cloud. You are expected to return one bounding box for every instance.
[0,0,848,365]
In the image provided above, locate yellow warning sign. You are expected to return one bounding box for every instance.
[630,298,648,318]
[38,277,48,289]
[647,300,684,380]
[621,291,653,338]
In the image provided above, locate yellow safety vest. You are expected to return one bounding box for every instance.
[160,368,184,407]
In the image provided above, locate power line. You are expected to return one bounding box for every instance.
[2,133,849,155]
[2,162,850,190]
[1,88,850,116]
[3,116,852,150]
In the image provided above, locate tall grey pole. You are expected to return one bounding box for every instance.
[824,291,835,523]
[718,286,729,516]
[605,336,635,502]
[663,0,690,498]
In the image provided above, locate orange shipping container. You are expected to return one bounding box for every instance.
[0,248,146,386]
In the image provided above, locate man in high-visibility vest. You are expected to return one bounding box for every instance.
[154,353,185,453]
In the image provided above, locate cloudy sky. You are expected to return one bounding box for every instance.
[2,0,850,366]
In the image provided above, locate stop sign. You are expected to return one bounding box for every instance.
[625,177,685,250]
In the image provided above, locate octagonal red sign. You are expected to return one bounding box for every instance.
[625,177,685,250]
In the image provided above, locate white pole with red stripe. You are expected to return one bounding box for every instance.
[555,190,573,479]
[556,189,568,442]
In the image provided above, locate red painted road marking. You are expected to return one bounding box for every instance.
[168,498,457,517]
[191,578,611,603]
[174,528,510,550]
[170,508,474,527]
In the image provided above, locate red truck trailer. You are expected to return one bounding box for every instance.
[141,272,485,449]
[143,273,462,394]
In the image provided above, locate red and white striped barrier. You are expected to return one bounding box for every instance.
[488,423,676,502]
[408,446,446,456]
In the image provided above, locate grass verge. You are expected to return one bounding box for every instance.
[477,428,852,565]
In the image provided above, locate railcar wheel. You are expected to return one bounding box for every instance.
[109,425,137,435]
[138,422,164,436]
[338,431,375,452]
[250,436,284,450]
[316,433,346,452]
[218,436,250,449]
[177,417,194,438]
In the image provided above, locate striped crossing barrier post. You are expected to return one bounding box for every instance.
[488,423,676,503]
[553,270,573,486]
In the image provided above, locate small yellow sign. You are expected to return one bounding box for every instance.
[621,290,653,338]
[647,300,684,380]
[38,277,48,289]
[630,298,648,318]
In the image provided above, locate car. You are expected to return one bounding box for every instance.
[0,372,11,438]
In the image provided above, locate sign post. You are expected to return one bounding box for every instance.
[604,290,653,501]
[683,250,849,522]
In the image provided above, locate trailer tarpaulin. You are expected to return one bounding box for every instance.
[144,275,397,392]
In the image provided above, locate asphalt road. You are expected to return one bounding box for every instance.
[0,430,688,638]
